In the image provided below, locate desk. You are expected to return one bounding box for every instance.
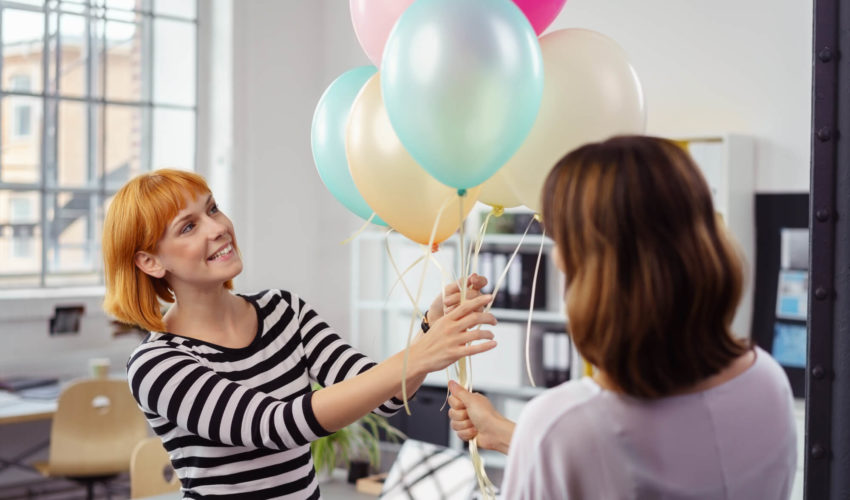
[0,390,56,482]
[0,390,56,425]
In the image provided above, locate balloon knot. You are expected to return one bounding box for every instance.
[431,243,440,253]
[491,206,505,217]
[457,188,467,197]
[533,213,542,223]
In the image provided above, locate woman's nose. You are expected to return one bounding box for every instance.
[206,217,228,239]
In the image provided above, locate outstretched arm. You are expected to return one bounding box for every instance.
[310,294,497,433]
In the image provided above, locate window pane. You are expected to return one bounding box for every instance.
[57,100,90,186]
[103,20,142,102]
[46,190,97,276]
[49,13,88,98]
[1,96,42,184]
[153,18,194,106]
[152,108,193,170]
[2,9,45,95]
[105,0,139,23]
[101,104,144,189]
[154,0,196,20]
[0,190,41,286]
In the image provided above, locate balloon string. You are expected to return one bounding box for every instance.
[457,193,468,388]
[479,215,536,319]
[453,195,497,500]
[470,438,497,499]
[340,212,378,245]
[429,252,455,413]
[400,194,454,414]
[465,205,503,279]
[524,223,546,388]
[385,242,426,313]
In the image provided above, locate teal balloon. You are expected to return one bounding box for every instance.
[381,0,543,190]
[311,66,386,226]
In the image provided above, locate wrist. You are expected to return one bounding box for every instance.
[495,417,515,455]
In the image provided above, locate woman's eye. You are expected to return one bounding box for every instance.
[210,204,219,214]
[180,222,195,234]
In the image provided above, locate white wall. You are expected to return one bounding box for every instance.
[228,0,813,337]
[230,1,364,335]
[551,0,812,192]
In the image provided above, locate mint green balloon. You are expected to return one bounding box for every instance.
[311,66,386,226]
[381,0,543,190]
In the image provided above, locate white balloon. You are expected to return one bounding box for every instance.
[501,29,646,213]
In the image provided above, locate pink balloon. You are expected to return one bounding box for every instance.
[514,0,567,35]
[350,0,416,67]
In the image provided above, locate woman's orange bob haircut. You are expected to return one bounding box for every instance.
[541,135,748,399]
[102,169,233,332]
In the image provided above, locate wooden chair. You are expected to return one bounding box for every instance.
[33,378,149,500]
[130,437,181,498]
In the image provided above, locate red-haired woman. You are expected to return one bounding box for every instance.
[448,136,797,499]
[103,169,497,498]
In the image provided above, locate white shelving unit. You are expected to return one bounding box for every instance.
[680,134,755,338]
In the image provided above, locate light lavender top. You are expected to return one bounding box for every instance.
[501,347,797,499]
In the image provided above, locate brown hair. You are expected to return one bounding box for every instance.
[541,135,748,398]
[102,169,234,332]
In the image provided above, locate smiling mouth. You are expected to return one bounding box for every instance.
[208,243,234,261]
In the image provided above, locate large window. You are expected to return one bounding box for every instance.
[0,0,197,288]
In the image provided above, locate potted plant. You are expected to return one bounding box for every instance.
[310,402,405,483]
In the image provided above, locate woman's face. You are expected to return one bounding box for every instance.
[153,191,242,292]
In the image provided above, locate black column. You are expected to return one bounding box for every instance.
[807,1,849,498]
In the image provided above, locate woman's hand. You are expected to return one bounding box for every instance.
[447,380,516,455]
[410,294,497,374]
[426,274,489,326]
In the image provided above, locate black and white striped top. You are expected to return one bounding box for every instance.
[127,289,405,499]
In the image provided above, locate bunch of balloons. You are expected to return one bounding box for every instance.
[311,0,646,245]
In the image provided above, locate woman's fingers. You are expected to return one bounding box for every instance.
[447,294,493,319]
[456,428,477,441]
[464,339,497,356]
[447,395,465,411]
[460,329,495,345]
[447,407,468,421]
[451,419,475,432]
[443,289,483,309]
[454,311,497,333]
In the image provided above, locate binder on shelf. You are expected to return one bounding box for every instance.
[541,331,571,388]
[479,251,494,295]
[492,252,509,309]
[507,256,523,309]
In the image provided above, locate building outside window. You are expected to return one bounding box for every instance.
[0,0,198,288]
[9,195,34,258]
[9,74,33,138]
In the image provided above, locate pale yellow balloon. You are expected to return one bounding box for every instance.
[346,73,481,245]
[501,29,646,213]
[478,169,524,209]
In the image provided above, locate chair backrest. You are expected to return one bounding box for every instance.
[47,378,149,476]
[130,437,181,498]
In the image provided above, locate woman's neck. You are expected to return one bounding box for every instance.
[163,286,256,348]
[591,348,757,396]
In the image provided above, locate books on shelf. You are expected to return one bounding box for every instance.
[478,250,546,311]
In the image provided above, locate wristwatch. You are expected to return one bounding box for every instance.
[421,311,430,333]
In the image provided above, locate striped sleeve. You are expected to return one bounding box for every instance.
[127,343,332,450]
[296,296,405,416]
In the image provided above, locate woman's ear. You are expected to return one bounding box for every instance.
[135,251,166,278]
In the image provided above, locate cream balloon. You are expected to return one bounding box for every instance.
[501,29,646,213]
[478,169,524,209]
[346,73,481,246]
